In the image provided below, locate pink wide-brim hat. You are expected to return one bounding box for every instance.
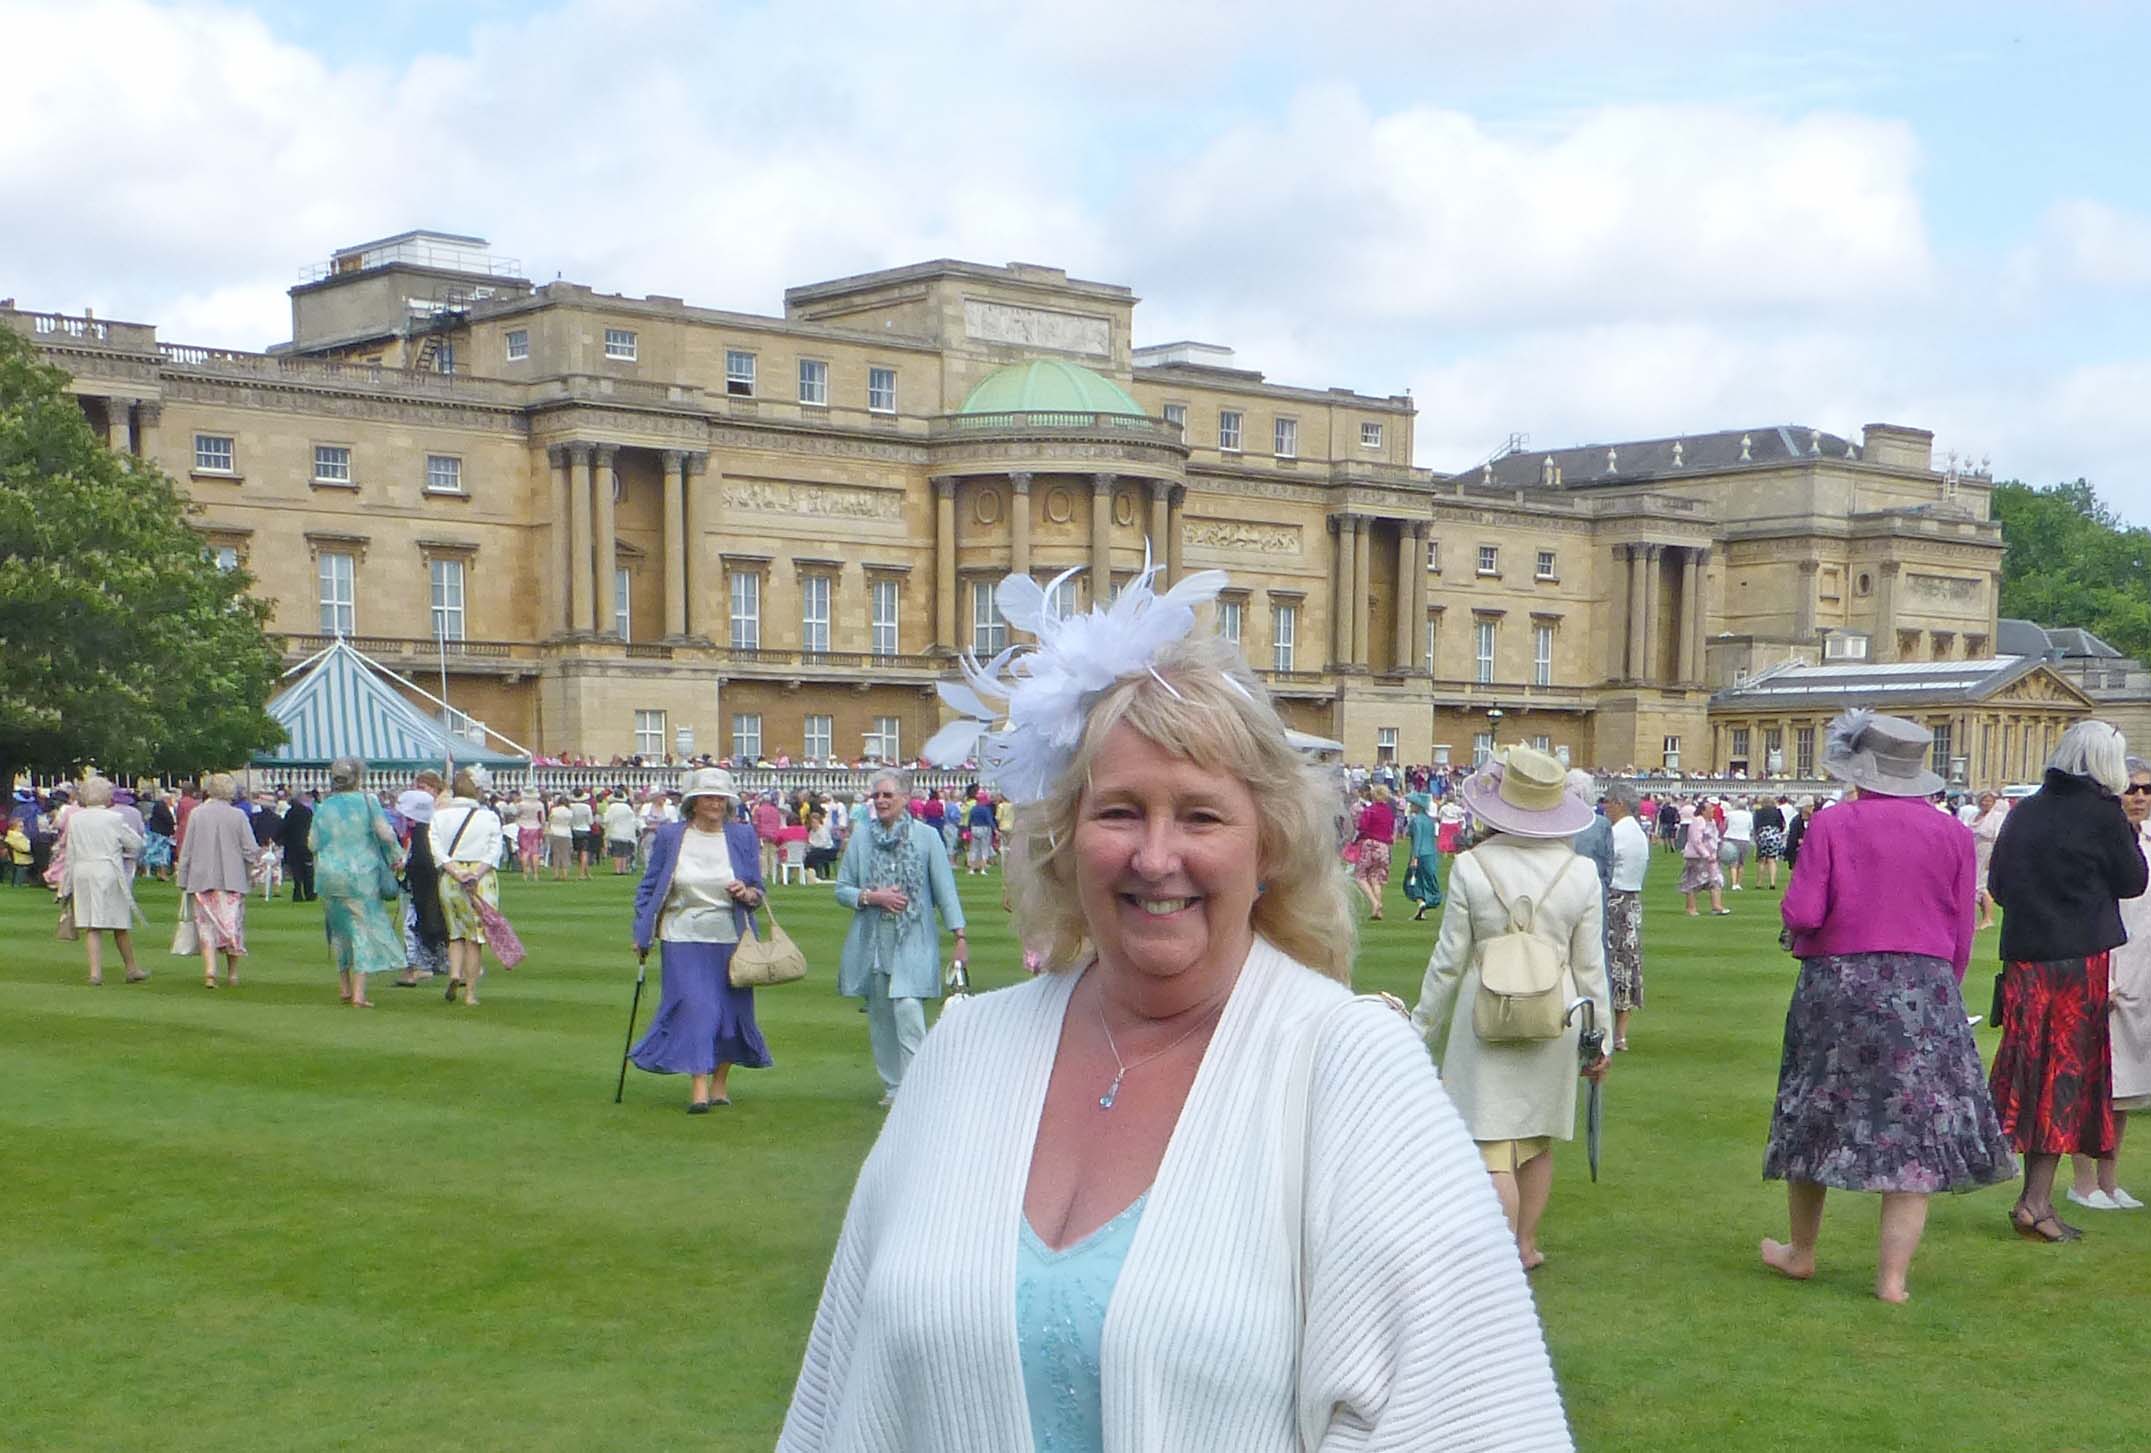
[1456,748,1596,840]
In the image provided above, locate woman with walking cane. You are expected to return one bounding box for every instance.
[627,767,771,1113]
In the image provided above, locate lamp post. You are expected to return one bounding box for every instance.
[1485,706,1504,767]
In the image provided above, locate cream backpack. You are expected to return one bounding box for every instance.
[1469,852,1585,1044]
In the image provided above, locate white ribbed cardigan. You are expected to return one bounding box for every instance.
[778,937,1573,1452]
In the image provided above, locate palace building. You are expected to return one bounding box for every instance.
[8,229,2047,774]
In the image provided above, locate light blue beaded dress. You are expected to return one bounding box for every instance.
[1015,1193,1149,1453]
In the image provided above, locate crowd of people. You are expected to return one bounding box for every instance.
[23,565,2151,1446]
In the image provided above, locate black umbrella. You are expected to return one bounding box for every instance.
[1566,996,1607,1182]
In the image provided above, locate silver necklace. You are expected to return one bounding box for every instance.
[1093,993,1226,1111]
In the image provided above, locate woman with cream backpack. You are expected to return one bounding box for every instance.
[1412,744,1612,1271]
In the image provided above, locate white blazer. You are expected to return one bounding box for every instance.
[780,936,1573,1452]
[1411,835,1611,1143]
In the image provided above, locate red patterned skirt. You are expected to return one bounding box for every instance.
[1989,953,2115,1156]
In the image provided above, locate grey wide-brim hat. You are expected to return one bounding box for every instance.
[679,766,739,808]
[1820,709,1944,798]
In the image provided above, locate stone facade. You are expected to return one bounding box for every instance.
[6,233,2012,769]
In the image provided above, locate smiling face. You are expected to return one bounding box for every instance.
[871,779,905,827]
[1073,723,1261,995]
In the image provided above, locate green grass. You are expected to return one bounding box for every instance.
[5,852,2150,1452]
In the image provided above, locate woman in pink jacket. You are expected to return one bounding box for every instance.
[1679,800,1727,916]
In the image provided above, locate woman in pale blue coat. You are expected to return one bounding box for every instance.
[834,768,967,1105]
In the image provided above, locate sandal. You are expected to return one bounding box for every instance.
[125,969,151,983]
[2010,1206,2080,1243]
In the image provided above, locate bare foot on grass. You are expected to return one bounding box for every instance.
[1759,1238,1814,1281]
[1875,1280,1909,1304]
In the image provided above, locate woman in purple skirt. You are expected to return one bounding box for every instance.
[631,767,771,1113]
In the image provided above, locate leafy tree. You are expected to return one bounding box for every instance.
[1992,478,2151,665]
[0,326,283,793]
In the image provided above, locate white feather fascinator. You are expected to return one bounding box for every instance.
[1824,707,1874,760]
[923,548,1233,804]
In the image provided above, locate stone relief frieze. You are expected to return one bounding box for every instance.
[1184,474,1329,507]
[709,423,925,463]
[1907,573,1983,604]
[1182,519,1303,556]
[720,479,903,521]
[962,299,1111,357]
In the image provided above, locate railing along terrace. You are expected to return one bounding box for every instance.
[31,312,107,341]
[280,634,521,661]
[928,411,1184,444]
[719,647,944,672]
[219,764,984,799]
[157,344,523,401]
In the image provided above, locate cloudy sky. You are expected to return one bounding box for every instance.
[6,0,2149,519]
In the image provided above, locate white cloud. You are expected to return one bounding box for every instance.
[2028,199,2151,291]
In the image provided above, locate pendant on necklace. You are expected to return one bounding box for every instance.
[1098,1070,1125,1110]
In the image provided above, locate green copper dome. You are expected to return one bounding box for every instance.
[957,359,1147,417]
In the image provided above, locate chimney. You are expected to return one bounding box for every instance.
[1861,423,1935,472]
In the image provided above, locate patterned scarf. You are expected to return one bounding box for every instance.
[865,811,927,973]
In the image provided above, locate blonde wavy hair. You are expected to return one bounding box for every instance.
[1005,634,1357,983]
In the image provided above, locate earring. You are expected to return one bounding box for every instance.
[1256,881,1268,895]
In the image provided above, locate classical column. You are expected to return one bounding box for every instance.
[133,400,161,463]
[1641,543,1664,683]
[1795,558,1819,643]
[683,452,713,639]
[661,450,688,639]
[1166,485,1186,587]
[1689,548,1711,684]
[1876,560,1902,661]
[593,444,619,637]
[1410,523,1431,674]
[568,442,595,634]
[548,444,573,633]
[105,397,130,452]
[1392,523,1416,674]
[1351,515,1374,669]
[1329,516,1353,667]
[1009,471,1032,577]
[1147,478,1172,571]
[1624,545,1645,684]
[1677,546,1702,683]
[933,476,957,653]
[1090,473,1115,604]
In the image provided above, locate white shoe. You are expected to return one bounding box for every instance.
[2066,1187,2120,1211]
[1730,883,1743,891]
[2112,1187,2145,1210]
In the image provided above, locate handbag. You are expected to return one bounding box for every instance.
[465,885,526,970]
[172,891,200,956]
[730,898,807,988]
[373,799,404,901]
[55,898,77,941]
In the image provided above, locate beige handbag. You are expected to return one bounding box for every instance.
[729,899,807,988]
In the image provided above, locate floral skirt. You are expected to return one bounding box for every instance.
[439,867,498,943]
[142,831,173,871]
[191,889,247,955]
[1677,855,1723,893]
[1354,838,1392,886]
[1990,954,2115,1156]
[323,894,407,976]
[1765,952,2016,1193]
[1755,827,1786,860]
[1607,890,1643,1010]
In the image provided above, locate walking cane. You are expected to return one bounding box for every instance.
[614,949,649,1104]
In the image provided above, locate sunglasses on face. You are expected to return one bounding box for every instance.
[2125,783,2151,797]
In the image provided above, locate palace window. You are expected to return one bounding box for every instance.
[1426,537,1440,572]
[434,341,455,376]
[194,434,234,473]
[634,710,666,758]
[318,551,355,635]
[866,716,902,763]
[1218,598,1243,648]
[1477,544,1499,576]
[725,350,756,397]
[802,573,831,653]
[972,580,1007,654]
[1533,623,1554,686]
[798,359,828,406]
[1824,633,1870,661]
[1764,726,1783,768]
[1218,409,1243,452]
[1362,421,1383,450]
[504,329,528,361]
[1425,614,1438,673]
[429,558,466,642]
[804,714,833,761]
[870,578,899,656]
[604,328,637,361]
[1536,549,1557,580]
[212,546,239,572]
[1475,619,1496,683]
[1932,720,1953,777]
[312,445,351,484]
[1377,726,1398,763]
[732,713,762,760]
[1046,573,1080,619]
[425,454,463,494]
[1473,732,1494,766]
[1662,735,1681,771]
[1274,417,1298,459]
[1272,603,1297,671]
[1731,727,1751,761]
[1162,403,1186,440]
[614,566,631,639]
[868,367,897,414]
[729,570,760,650]
[1796,726,1816,776]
